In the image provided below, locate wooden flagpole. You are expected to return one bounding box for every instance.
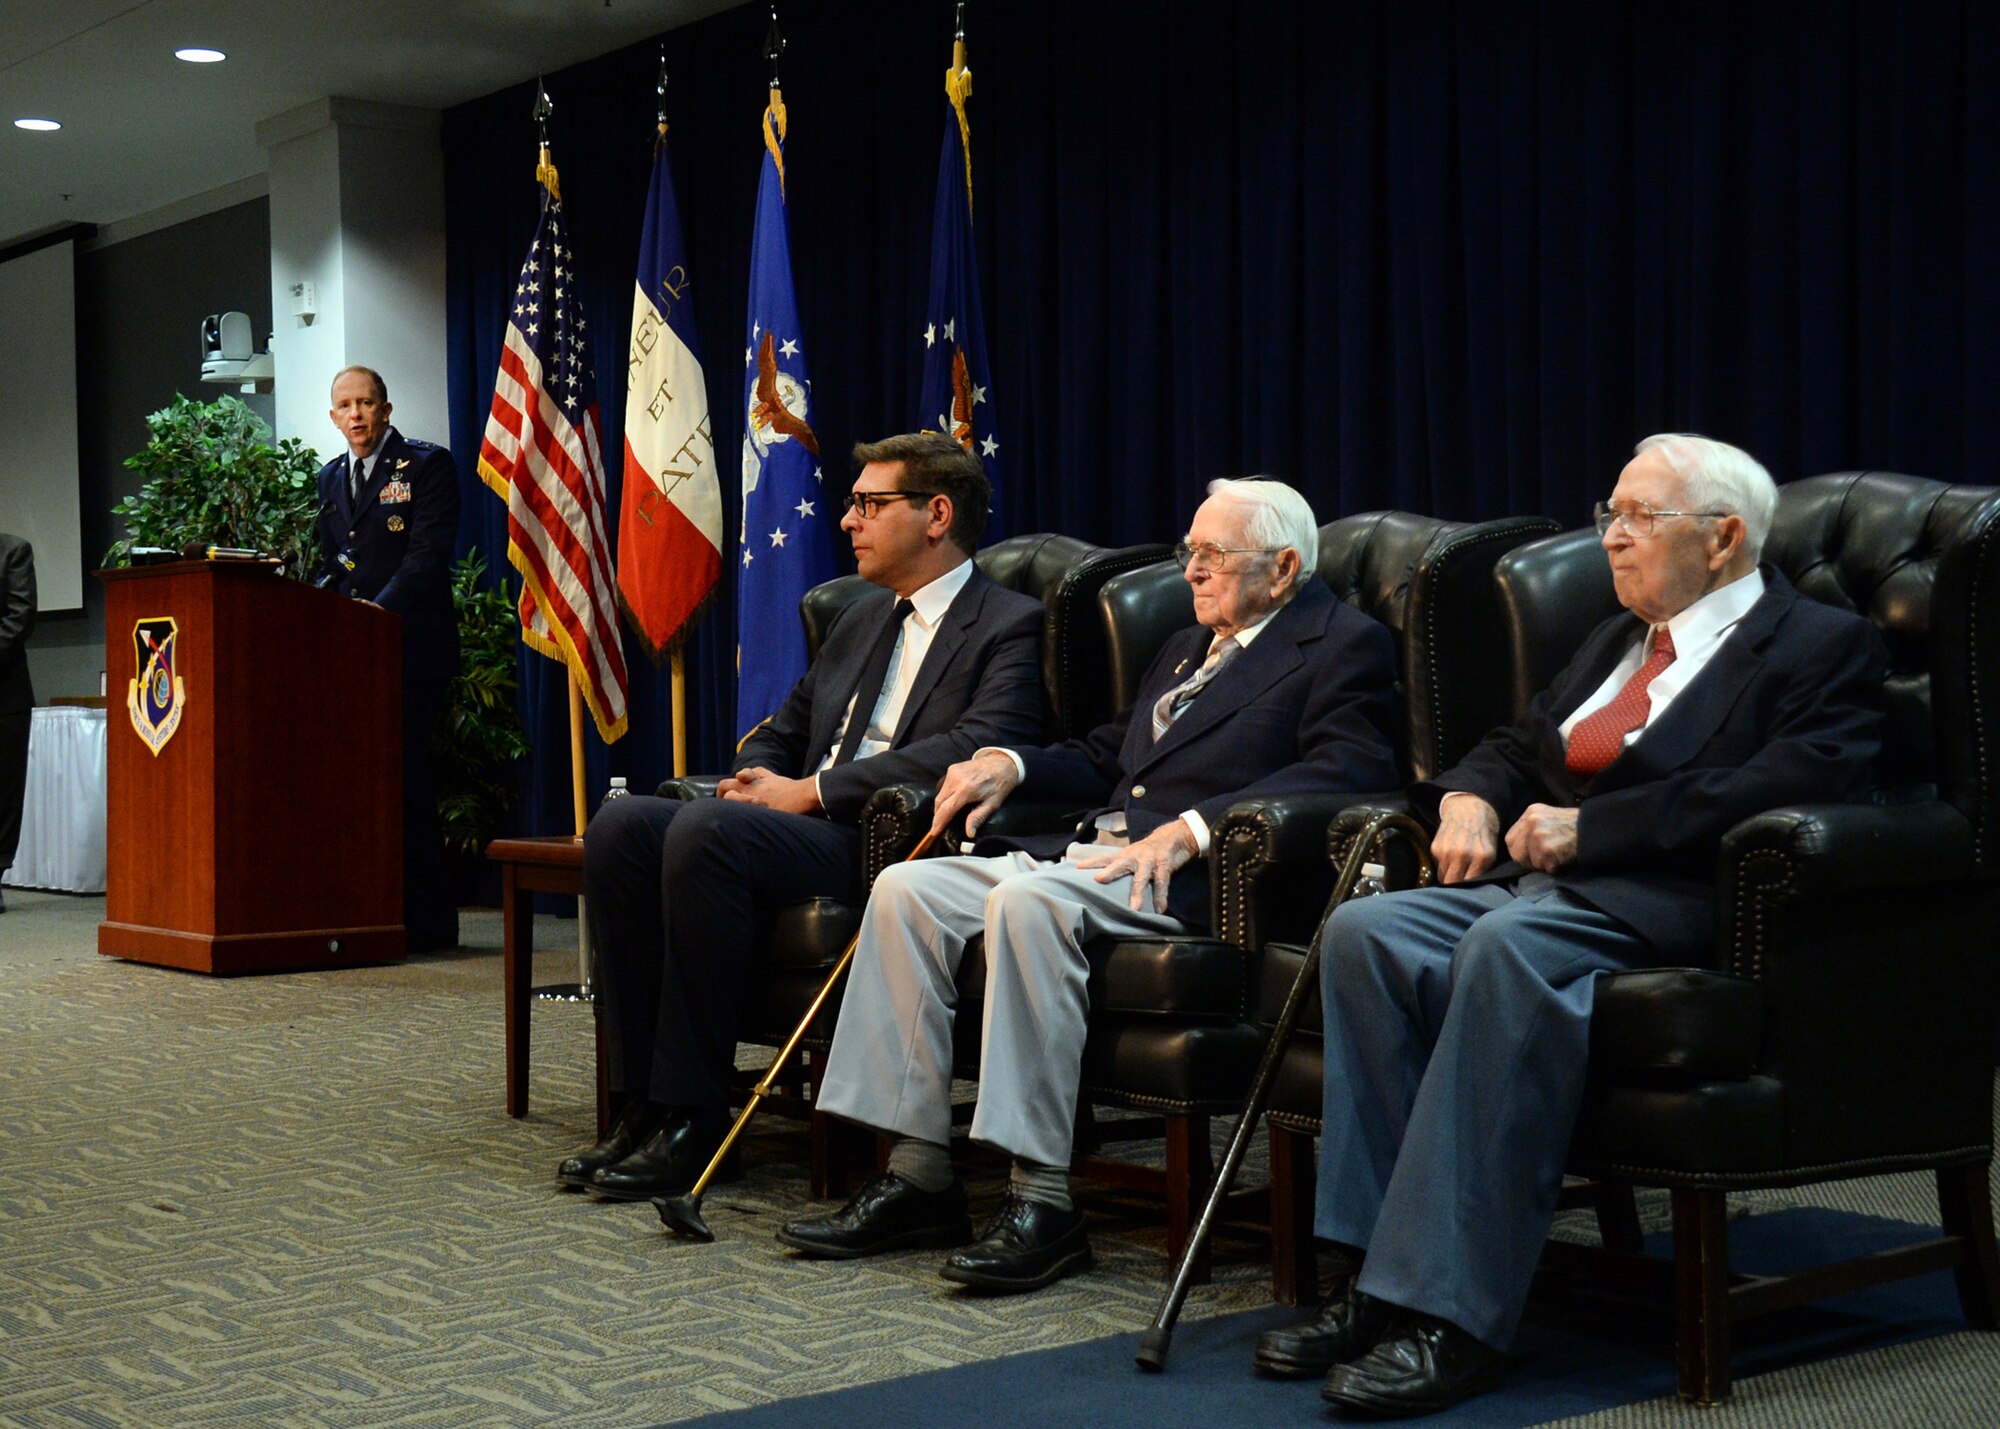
[567,670,588,839]
[671,648,689,778]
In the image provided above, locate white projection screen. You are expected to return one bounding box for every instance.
[0,238,84,611]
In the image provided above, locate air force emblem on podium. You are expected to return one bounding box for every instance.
[128,616,186,755]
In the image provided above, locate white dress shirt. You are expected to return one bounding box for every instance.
[1438,567,1768,826]
[813,558,977,796]
[1556,567,1766,748]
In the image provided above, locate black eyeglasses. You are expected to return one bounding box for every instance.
[843,491,932,519]
[1593,500,1726,539]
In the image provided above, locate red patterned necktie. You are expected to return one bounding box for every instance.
[1565,627,1677,777]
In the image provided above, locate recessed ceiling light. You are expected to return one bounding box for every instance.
[14,118,62,131]
[175,48,226,63]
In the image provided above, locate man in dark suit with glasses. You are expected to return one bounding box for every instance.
[564,433,1046,1201]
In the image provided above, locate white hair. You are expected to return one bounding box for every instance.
[1203,477,1320,580]
[1633,433,1777,559]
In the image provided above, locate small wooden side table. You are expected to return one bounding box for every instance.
[486,835,608,1134]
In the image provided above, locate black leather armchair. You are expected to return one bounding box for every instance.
[656,533,1170,1193]
[1270,472,2000,1401]
[893,512,1558,1271]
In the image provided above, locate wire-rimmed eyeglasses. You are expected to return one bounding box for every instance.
[1173,540,1284,572]
[1593,500,1726,539]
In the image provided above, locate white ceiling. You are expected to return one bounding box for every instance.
[0,0,740,251]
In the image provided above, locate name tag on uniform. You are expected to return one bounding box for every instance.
[380,480,413,504]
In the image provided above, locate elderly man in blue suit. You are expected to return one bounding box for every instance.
[567,434,1047,1201]
[782,478,1404,1292]
[1256,435,1888,1416]
[314,365,461,953]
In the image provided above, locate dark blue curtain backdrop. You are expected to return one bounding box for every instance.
[444,0,2000,839]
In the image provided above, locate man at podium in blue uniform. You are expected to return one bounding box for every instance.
[314,365,461,953]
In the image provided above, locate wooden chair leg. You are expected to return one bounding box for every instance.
[1268,1124,1318,1305]
[1939,1162,2000,1329]
[1595,1180,1644,1254]
[502,864,532,1118]
[1672,1187,1732,1405]
[1164,1113,1214,1285]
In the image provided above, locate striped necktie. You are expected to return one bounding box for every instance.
[1565,627,1677,776]
[1151,635,1242,741]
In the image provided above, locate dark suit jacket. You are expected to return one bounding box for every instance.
[1412,567,1887,963]
[315,427,461,679]
[984,580,1404,929]
[0,534,35,714]
[736,566,1048,824]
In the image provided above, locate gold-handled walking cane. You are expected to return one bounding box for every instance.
[655,825,945,1241]
[1134,810,1436,1371]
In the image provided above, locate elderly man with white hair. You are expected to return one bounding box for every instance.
[778,477,1404,1292]
[1258,435,1890,1416]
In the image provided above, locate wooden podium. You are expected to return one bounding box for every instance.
[98,561,407,973]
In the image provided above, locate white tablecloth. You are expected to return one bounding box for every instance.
[3,706,108,893]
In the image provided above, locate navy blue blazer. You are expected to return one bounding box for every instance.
[1414,567,1888,963]
[315,428,460,679]
[985,579,1404,930]
[0,534,34,714]
[736,566,1048,825]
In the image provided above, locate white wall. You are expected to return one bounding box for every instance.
[0,240,83,611]
[261,99,447,455]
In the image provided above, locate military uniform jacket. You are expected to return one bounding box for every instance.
[314,427,459,621]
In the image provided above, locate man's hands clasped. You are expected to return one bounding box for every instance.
[1431,793,1579,883]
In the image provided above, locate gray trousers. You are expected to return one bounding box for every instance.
[1316,876,1650,1350]
[817,851,1184,1168]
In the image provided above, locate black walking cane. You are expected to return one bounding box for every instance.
[655,826,944,1242]
[1134,809,1436,1371]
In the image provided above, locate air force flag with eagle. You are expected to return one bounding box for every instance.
[736,90,835,741]
[918,42,1003,534]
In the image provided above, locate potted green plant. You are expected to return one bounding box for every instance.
[105,394,322,577]
[435,550,533,902]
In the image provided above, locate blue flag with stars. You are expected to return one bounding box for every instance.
[918,49,1003,534]
[736,93,835,742]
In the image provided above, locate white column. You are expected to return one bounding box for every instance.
[258,99,447,460]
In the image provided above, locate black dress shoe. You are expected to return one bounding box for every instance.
[776,1173,974,1259]
[1254,1279,1390,1377]
[589,1109,733,1201]
[555,1105,660,1190]
[939,1192,1093,1292]
[1321,1312,1505,1417]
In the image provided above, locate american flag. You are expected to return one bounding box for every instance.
[478,150,630,743]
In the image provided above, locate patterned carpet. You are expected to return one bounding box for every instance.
[2,886,1996,1428]
[0,892,1277,1427]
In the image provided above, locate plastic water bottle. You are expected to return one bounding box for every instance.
[1353,860,1389,900]
[598,776,630,819]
